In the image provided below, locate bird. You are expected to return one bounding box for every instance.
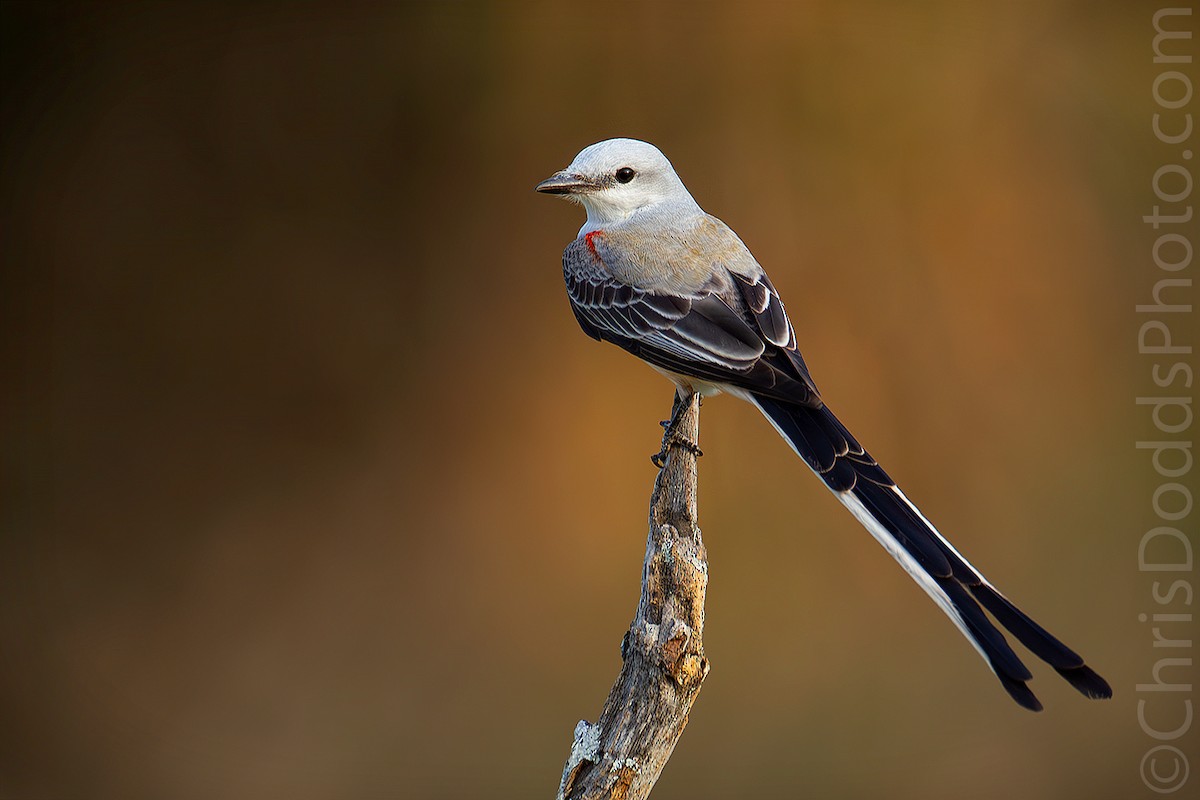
[535,137,1111,711]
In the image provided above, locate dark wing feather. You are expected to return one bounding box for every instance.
[731,270,793,348]
[563,239,819,405]
[560,234,1111,711]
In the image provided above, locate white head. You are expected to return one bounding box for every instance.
[535,138,701,231]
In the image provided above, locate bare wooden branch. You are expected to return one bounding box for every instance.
[557,393,709,800]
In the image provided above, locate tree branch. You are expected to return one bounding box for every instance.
[557,393,709,800]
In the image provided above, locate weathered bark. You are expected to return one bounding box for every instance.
[557,393,709,800]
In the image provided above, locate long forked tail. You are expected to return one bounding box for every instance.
[751,394,1111,711]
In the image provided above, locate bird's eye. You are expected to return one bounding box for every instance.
[615,167,636,184]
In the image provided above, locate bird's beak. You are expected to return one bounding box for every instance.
[535,170,595,195]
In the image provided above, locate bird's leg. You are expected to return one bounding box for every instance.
[650,393,688,467]
[651,392,703,468]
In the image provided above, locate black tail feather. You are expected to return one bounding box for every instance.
[999,674,1044,712]
[938,578,1032,683]
[1055,665,1113,699]
[752,394,1110,710]
[968,583,1082,668]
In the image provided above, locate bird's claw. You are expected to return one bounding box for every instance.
[652,391,702,468]
[650,432,703,469]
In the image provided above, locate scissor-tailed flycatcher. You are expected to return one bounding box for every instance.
[536,138,1111,711]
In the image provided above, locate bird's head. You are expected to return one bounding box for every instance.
[536,138,699,230]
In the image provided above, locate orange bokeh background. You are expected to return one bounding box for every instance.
[2,2,1193,798]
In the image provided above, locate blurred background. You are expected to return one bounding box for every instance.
[2,1,1192,798]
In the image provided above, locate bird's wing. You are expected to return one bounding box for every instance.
[563,235,820,406]
[562,229,1111,711]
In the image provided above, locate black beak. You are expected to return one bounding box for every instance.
[535,171,595,195]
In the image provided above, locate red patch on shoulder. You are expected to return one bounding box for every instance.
[584,229,603,259]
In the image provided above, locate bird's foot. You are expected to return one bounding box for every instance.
[651,393,702,468]
[650,432,704,468]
